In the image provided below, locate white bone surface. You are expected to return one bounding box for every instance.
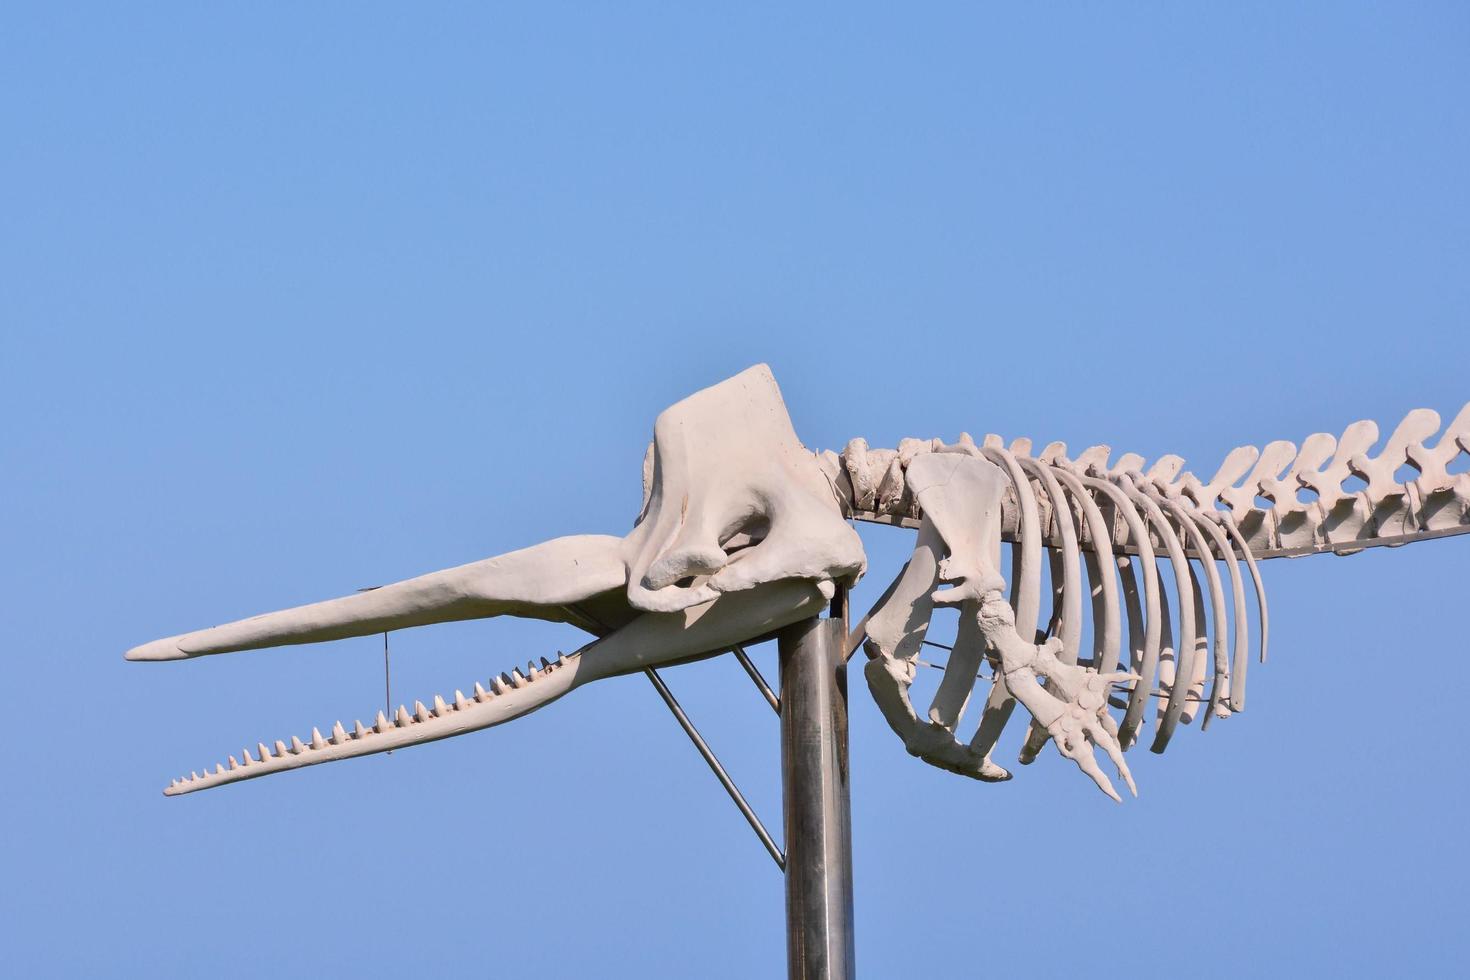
[838,402,1470,559]
[863,452,1136,799]
[622,365,864,612]
[1074,470,1162,747]
[861,457,1011,780]
[842,400,1466,780]
[128,368,1469,802]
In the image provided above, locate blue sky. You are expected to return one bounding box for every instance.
[3,4,1468,977]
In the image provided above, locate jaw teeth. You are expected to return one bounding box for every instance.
[164,652,580,795]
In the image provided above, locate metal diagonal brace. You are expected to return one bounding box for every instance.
[733,644,780,713]
[558,603,785,871]
[644,666,786,871]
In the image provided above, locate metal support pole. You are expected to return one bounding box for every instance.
[779,615,855,980]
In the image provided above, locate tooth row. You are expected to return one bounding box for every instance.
[165,652,573,792]
[828,402,1470,558]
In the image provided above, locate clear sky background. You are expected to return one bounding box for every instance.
[3,4,1468,977]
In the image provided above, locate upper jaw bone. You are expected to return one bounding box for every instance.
[124,534,630,661]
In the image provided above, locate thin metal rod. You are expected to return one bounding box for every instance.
[780,617,855,980]
[732,644,780,714]
[644,666,786,872]
[382,631,394,755]
[356,586,394,757]
[914,657,992,679]
[1111,685,1211,702]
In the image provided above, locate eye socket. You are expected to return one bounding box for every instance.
[720,515,771,554]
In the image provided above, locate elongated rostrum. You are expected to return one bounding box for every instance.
[128,366,1470,801]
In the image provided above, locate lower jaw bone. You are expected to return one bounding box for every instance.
[165,656,584,796]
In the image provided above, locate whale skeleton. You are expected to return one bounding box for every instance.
[127,366,1470,802]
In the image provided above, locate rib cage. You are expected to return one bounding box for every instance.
[838,403,1470,766]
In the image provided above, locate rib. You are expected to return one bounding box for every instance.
[1185,511,1247,725]
[1016,455,1083,765]
[1048,461,1121,674]
[1078,472,1161,749]
[958,440,1044,765]
[1150,490,1228,729]
[1105,472,1197,753]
